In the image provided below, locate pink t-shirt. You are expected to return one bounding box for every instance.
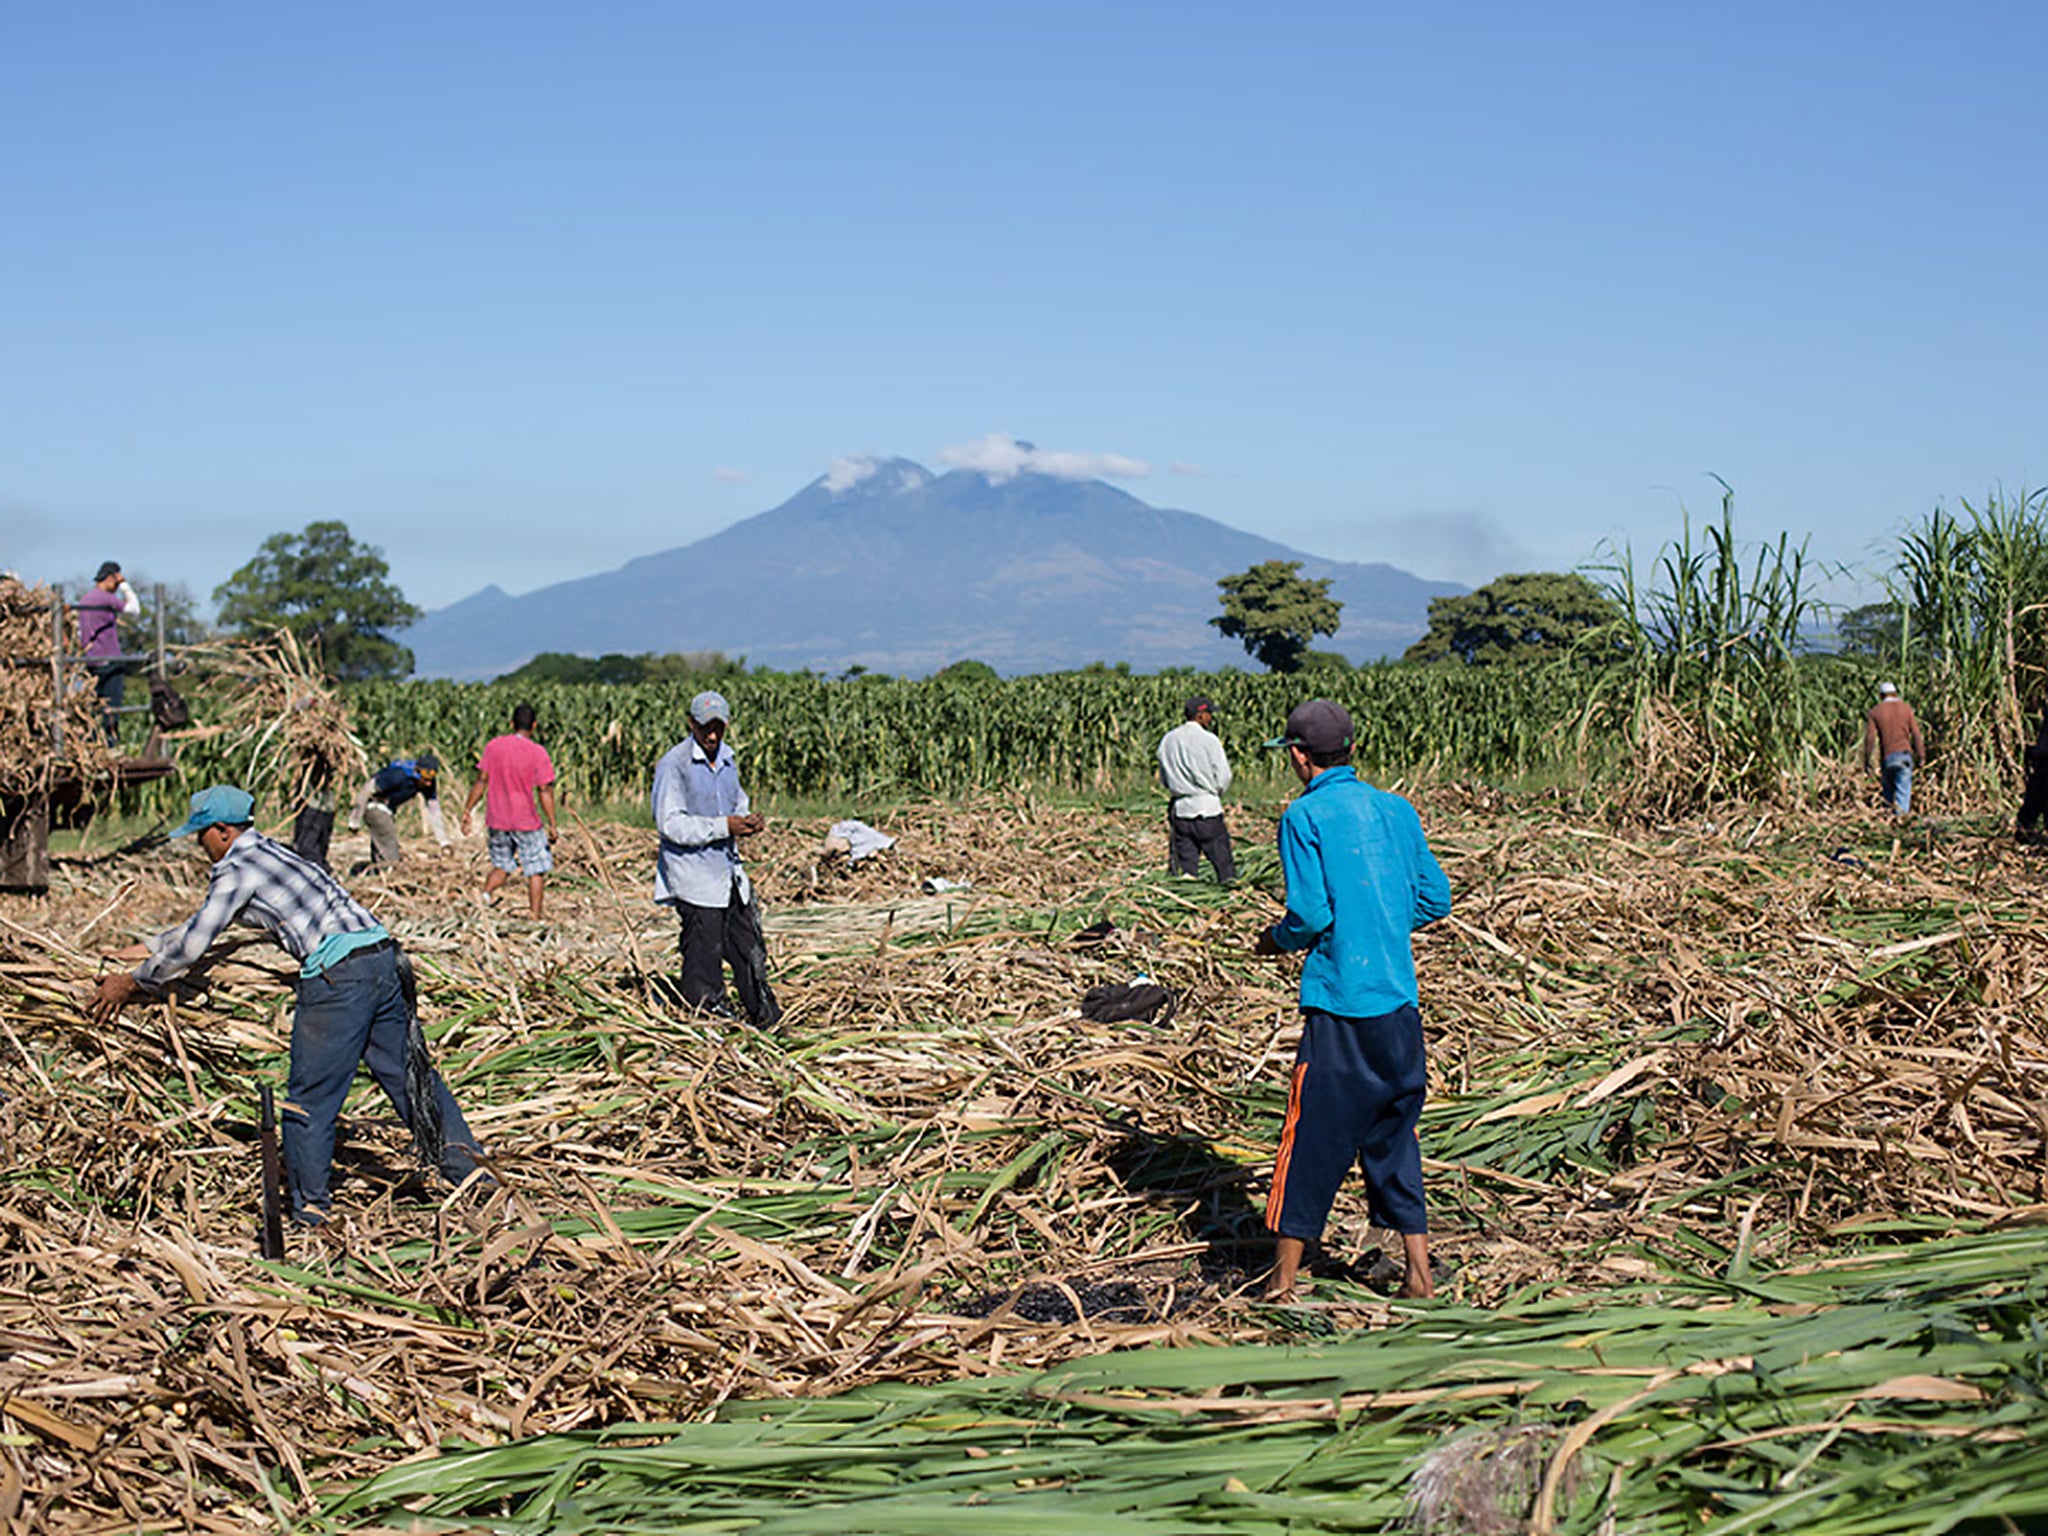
[476,733,555,832]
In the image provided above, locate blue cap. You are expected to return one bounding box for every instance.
[170,784,254,838]
[689,690,731,725]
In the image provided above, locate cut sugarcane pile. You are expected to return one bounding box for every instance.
[0,575,110,797]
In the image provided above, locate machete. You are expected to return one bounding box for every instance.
[258,1083,285,1260]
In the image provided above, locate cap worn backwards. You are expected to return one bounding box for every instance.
[1264,698,1353,757]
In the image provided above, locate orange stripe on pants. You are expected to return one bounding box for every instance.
[1266,1061,1309,1231]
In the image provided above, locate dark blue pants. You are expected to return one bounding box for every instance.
[1266,1004,1428,1240]
[283,944,482,1223]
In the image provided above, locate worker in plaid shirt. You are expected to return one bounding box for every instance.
[91,785,493,1227]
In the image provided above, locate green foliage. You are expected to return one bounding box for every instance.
[1211,560,1342,673]
[128,656,1901,822]
[933,659,999,684]
[1587,479,1844,807]
[1835,601,1903,663]
[212,520,421,681]
[1889,485,2048,790]
[138,579,214,649]
[1404,571,1618,667]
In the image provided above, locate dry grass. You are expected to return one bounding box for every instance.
[0,785,2043,1530]
[0,575,111,798]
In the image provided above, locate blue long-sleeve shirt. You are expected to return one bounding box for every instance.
[1266,766,1451,1018]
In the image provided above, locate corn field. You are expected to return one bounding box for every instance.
[125,659,1889,822]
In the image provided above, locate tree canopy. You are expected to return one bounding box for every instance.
[1835,601,1904,664]
[1211,560,1343,673]
[1403,571,1619,667]
[495,650,751,685]
[213,521,422,680]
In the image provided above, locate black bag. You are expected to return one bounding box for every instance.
[1080,981,1175,1025]
[148,675,191,729]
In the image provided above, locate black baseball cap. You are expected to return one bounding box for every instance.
[1265,699,1353,756]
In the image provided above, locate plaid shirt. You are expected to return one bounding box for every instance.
[134,830,382,990]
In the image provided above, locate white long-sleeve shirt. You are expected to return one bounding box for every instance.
[1158,720,1232,819]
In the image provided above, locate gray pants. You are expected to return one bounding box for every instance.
[363,803,404,865]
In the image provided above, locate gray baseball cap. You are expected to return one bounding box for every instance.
[689,690,731,724]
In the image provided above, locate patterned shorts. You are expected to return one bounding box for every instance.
[488,827,554,876]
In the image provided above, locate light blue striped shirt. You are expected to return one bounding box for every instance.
[651,735,753,908]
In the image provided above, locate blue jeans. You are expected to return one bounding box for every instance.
[1881,752,1913,816]
[283,944,483,1223]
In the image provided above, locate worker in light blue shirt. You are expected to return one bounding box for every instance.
[651,691,781,1027]
[1254,699,1450,1303]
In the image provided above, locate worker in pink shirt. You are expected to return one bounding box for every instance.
[460,703,560,917]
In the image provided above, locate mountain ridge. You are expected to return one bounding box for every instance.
[405,460,1465,678]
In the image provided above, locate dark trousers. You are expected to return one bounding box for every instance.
[2019,763,2048,838]
[1168,812,1236,883]
[678,882,781,1028]
[88,659,133,746]
[293,805,336,869]
[283,944,483,1223]
[1266,1005,1428,1240]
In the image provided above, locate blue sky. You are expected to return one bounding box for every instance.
[4,2,2043,618]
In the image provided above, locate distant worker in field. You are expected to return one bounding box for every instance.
[349,754,450,867]
[74,559,140,745]
[2015,709,2048,845]
[1861,681,1925,818]
[460,703,559,917]
[1157,695,1236,884]
[89,784,493,1228]
[1254,699,1451,1302]
[652,691,782,1028]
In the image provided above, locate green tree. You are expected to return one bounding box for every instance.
[1403,571,1619,667]
[1211,560,1342,673]
[139,579,214,649]
[213,521,422,680]
[1835,601,1904,664]
[934,659,999,684]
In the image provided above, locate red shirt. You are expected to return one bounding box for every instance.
[476,733,555,832]
[1863,698,1924,762]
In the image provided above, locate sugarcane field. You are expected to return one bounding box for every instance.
[4,534,2048,1536]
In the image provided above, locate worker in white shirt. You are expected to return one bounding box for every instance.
[1157,696,1236,884]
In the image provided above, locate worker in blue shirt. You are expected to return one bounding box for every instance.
[1255,699,1451,1301]
[349,755,449,867]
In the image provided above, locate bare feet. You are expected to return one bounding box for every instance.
[1266,1235,1307,1301]
[1400,1231,1435,1298]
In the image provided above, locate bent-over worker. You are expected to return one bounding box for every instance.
[90,785,492,1227]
